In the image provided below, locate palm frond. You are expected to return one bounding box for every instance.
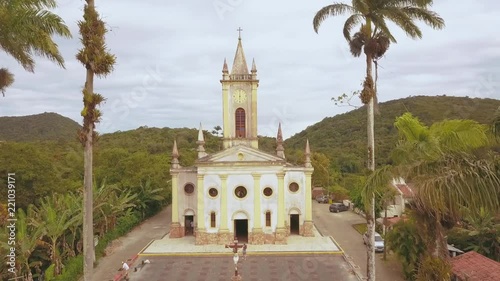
[363,165,395,207]
[379,7,422,39]
[430,120,489,153]
[410,155,500,221]
[313,3,356,33]
[0,0,71,72]
[352,0,369,14]
[385,0,434,8]
[369,15,397,43]
[402,7,445,30]
[343,14,363,41]
[394,113,430,142]
[0,68,14,96]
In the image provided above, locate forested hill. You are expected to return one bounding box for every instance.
[284,95,500,172]
[0,112,81,142]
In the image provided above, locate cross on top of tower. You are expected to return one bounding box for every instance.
[237,27,243,39]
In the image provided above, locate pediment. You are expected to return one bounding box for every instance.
[196,145,285,164]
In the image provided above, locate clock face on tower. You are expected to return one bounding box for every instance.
[232,89,247,103]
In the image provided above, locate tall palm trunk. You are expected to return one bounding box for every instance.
[365,50,376,281]
[82,1,95,279]
[83,76,94,280]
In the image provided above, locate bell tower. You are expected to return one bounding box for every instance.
[220,28,259,149]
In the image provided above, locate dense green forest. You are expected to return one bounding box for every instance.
[1,95,499,209]
[286,95,500,173]
[0,112,81,142]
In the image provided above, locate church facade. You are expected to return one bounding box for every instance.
[169,35,314,245]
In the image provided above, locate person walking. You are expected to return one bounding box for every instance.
[122,261,130,280]
[242,244,247,260]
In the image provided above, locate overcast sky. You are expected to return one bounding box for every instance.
[1,0,499,138]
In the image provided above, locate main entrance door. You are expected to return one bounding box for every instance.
[290,214,300,235]
[185,215,194,236]
[234,219,248,243]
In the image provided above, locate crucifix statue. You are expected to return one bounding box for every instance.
[237,27,243,39]
[225,237,243,254]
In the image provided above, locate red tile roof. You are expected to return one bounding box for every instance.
[451,251,500,281]
[383,216,402,227]
[395,184,413,198]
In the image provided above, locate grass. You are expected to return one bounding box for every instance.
[352,223,367,234]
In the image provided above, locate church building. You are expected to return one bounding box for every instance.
[169,33,314,245]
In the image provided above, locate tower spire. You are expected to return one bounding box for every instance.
[276,123,285,159]
[197,123,207,158]
[171,140,180,168]
[231,29,249,75]
[305,139,312,168]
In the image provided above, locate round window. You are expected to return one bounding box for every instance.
[209,188,218,197]
[184,183,194,194]
[235,186,247,198]
[263,187,273,197]
[288,182,299,192]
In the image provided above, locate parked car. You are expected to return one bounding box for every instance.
[316,195,329,203]
[329,203,349,212]
[363,232,385,252]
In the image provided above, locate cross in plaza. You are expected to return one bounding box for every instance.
[225,237,243,254]
[237,27,243,39]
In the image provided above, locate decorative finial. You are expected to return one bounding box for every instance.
[305,139,312,168]
[251,58,257,73]
[222,58,228,73]
[237,27,243,40]
[197,123,205,143]
[197,123,207,158]
[276,123,285,159]
[172,140,180,168]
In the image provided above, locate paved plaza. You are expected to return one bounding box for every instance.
[129,255,358,281]
[123,225,360,281]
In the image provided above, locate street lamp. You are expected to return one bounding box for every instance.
[233,253,239,276]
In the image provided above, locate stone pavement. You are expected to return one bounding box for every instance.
[142,226,341,255]
[129,255,359,281]
[129,223,360,280]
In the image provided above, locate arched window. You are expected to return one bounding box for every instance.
[265,211,271,227]
[211,212,216,228]
[235,108,246,138]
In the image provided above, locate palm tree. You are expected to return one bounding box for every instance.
[386,216,425,280]
[0,0,71,96]
[367,113,500,277]
[93,181,136,234]
[462,207,497,258]
[313,2,444,279]
[76,1,116,280]
[0,207,43,281]
[31,194,81,276]
[61,192,83,259]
